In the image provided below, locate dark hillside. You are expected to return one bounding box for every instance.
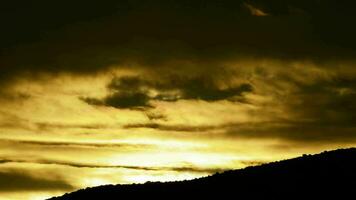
[49,148,356,199]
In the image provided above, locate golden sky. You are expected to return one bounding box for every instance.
[1,1,356,199]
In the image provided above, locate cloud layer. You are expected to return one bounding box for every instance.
[1,0,356,86]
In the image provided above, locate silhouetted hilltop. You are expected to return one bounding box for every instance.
[48,148,356,199]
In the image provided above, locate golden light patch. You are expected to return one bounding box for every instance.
[244,3,269,16]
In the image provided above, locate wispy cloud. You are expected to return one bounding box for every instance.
[0,139,153,150]
[123,123,222,132]
[0,158,228,174]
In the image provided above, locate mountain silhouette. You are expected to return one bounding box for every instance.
[48,148,356,199]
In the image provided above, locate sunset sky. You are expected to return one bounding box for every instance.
[1,1,356,199]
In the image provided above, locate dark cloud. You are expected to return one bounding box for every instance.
[82,76,154,109]
[123,123,221,132]
[224,121,356,143]
[0,170,73,191]
[289,77,356,126]
[0,91,31,102]
[35,122,111,130]
[211,67,356,143]
[253,0,356,50]
[224,73,356,142]
[144,112,167,121]
[1,0,356,88]
[82,75,253,109]
[160,76,253,102]
[81,92,152,110]
[0,139,152,150]
[123,119,356,144]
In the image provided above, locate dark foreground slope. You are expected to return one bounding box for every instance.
[49,148,356,199]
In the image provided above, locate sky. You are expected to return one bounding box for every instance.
[1,0,356,199]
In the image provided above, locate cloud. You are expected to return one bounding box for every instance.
[0,91,31,102]
[288,77,356,125]
[82,75,253,109]
[0,111,33,130]
[1,0,356,146]
[81,92,152,110]
[116,68,356,143]
[35,122,111,130]
[0,158,228,174]
[219,72,356,143]
[144,112,167,121]
[166,76,253,102]
[0,139,153,150]
[1,0,356,89]
[0,170,73,192]
[224,121,356,143]
[124,119,356,144]
[123,123,220,132]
